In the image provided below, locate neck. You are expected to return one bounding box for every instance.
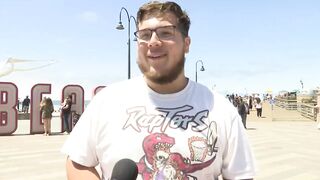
[145,74,188,94]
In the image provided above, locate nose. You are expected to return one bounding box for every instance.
[148,31,162,47]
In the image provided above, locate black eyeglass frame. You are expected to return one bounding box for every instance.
[133,25,177,42]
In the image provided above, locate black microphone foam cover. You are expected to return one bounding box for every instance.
[110,158,138,180]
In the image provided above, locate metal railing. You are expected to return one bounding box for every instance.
[275,98,297,110]
[275,97,317,121]
[297,103,317,121]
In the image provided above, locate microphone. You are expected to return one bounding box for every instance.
[110,159,138,180]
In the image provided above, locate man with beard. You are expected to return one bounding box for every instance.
[61,1,256,180]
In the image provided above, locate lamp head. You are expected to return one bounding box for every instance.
[200,66,205,71]
[116,22,124,30]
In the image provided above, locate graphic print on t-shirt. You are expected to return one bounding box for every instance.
[124,105,210,132]
[124,105,219,180]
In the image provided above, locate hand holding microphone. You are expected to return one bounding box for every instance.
[110,159,138,180]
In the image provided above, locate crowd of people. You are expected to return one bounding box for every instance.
[226,93,271,129]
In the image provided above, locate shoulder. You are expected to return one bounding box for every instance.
[98,76,144,95]
[88,77,145,107]
[97,77,147,102]
[190,81,233,110]
[189,81,214,99]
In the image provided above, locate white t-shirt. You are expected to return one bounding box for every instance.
[61,77,256,180]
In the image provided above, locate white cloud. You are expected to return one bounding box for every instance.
[79,11,99,23]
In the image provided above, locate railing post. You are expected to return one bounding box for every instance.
[317,92,320,127]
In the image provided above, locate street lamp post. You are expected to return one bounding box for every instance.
[116,7,137,79]
[195,60,205,82]
[300,80,304,90]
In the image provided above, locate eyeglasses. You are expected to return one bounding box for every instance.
[134,25,176,42]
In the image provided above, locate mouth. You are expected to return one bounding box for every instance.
[147,53,166,60]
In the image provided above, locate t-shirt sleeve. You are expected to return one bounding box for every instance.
[60,99,99,167]
[221,110,256,179]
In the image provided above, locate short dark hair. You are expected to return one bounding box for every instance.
[137,1,191,37]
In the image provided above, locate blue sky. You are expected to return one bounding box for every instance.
[0,0,319,100]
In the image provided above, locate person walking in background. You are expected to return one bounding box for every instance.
[17,98,20,112]
[238,97,249,129]
[61,95,72,134]
[269,96,275,111]
[22,96,30,113]
[61,1,256,179]
[22,97,25,113]
[248,95,253,111]
[255,97,262,118]
[40,97,54,136]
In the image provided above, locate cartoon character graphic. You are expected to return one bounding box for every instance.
[188,122,218,162]
[136,131,218,180]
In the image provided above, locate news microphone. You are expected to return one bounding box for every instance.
[110,159,138,180]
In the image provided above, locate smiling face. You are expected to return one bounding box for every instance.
[136,12,191,85]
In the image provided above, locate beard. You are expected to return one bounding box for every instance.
[138,55,185,85]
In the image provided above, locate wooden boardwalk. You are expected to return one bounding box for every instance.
[0,102,320,179]
[247,102,320,180]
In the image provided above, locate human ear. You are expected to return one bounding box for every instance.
[184,36,191,53]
